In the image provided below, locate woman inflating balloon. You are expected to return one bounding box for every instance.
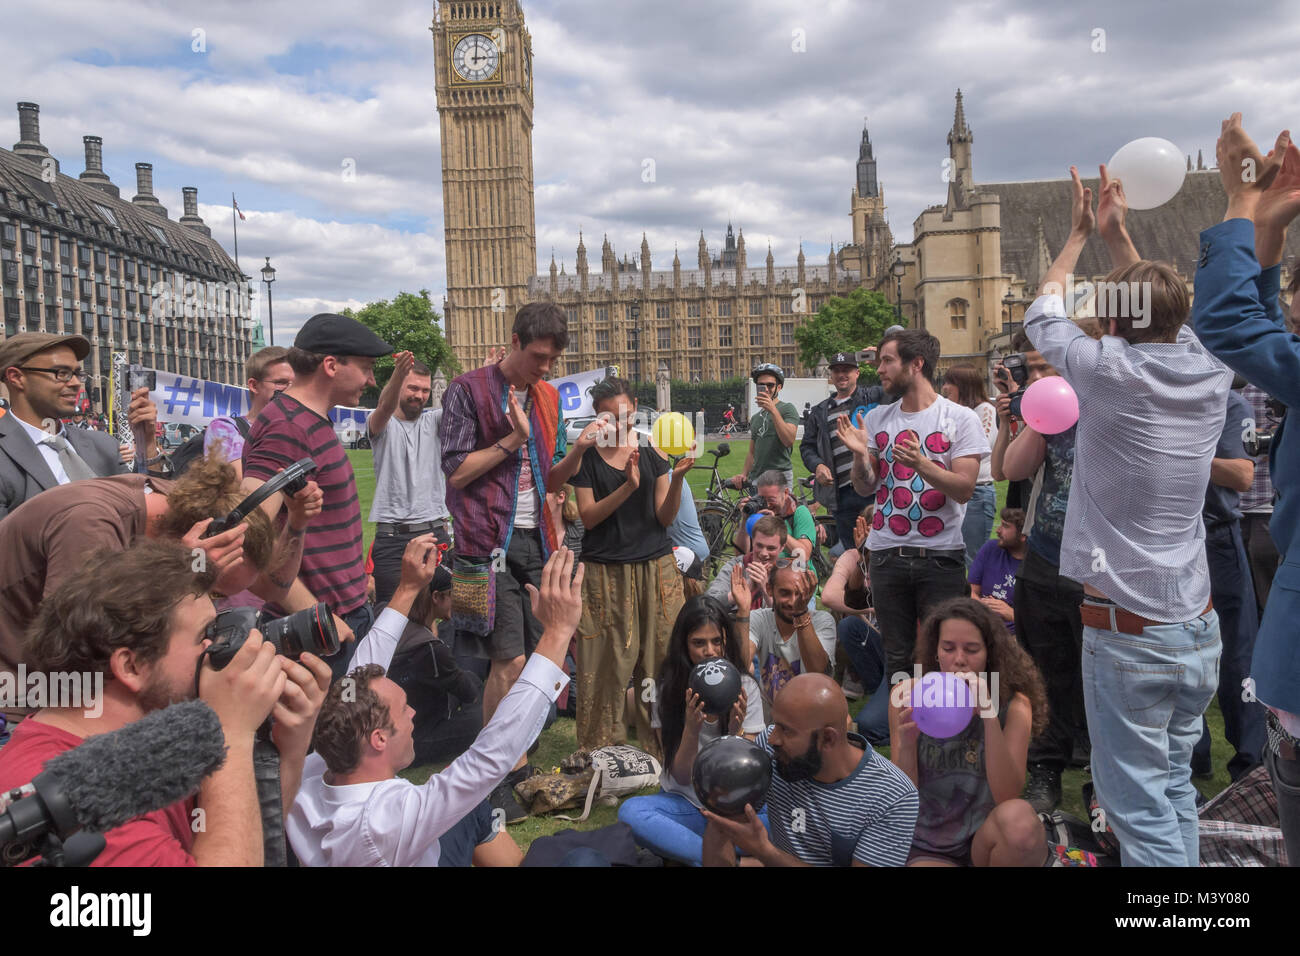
[618,595,768,866]
[887,597,1053,866]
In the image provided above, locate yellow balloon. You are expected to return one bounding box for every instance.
[651,412,695,456]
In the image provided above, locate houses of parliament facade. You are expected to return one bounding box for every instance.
[433,1,1295,381]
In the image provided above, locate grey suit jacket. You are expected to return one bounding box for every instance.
[0,414,132,519]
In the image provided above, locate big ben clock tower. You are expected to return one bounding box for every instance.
[432,1,536,369]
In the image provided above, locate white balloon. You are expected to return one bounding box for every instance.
[1106,137,1186,210]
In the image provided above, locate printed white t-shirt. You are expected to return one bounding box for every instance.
[863,395,989,553]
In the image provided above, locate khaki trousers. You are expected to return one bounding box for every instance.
[576,553,685,760]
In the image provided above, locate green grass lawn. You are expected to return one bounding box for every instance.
[346,442,1236,854]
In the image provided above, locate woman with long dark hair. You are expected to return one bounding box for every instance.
[888,596,1049,866]
[617,595,766,865]
[941,364,998,566]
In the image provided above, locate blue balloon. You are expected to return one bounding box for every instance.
[746,513,762,538]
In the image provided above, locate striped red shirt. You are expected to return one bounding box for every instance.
[243,392,366,616]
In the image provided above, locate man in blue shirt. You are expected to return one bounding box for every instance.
[1191,114,1300,865]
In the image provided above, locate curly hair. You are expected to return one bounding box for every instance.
[157,451,275,572]
[26,539,215,673]
[311,663,394,775]
[914,596,1048,737]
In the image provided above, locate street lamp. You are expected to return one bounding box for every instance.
[261,257,277,347]
[891,256,906,321]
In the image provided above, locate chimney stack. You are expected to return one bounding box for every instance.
[12,102,57,174]
[131,162,168,217]
[78,135,119,198]
[179,186,210,236]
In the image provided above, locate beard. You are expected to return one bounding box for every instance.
[399,399,425,420]
[884,369,911,399]
[774,734,822,782]
[136,669,195,714]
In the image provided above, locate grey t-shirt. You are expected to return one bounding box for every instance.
[368,408,451,524]
[749,608,837,714]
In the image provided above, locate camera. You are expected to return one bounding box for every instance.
[202,602,340,672]
[741,499,761,517]
[128,366,156,391]
[1245,431,1274,458]
[1000,353,1028,388]
[1008,390,1025,422]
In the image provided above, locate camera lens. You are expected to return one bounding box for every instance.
[258,603,340,660]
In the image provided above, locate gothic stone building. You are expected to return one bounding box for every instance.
[432,0,893,379]
[894,90,1300,380]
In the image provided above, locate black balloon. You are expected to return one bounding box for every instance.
[692,735,772,817]
[688,657,743,717]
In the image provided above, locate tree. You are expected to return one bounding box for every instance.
[793,287,902,385]
[342,290,461,402]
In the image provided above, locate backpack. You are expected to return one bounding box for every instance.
[170,416,251,476]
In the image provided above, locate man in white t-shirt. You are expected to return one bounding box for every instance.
[838,329,990,680]
[742,563,837,715]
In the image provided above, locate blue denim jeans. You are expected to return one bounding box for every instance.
[1082,609,1221,867]
[961,483,997,568]
[836,616,890,745]
[618,790,771,866]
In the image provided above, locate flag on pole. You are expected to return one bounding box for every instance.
[233,196,246,221]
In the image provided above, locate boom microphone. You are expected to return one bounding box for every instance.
[0,699,227,865]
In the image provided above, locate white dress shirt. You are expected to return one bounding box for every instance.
[288,606,565,866]
[1024,292,1231,622]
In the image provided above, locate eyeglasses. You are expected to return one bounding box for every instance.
[17,366,89,383]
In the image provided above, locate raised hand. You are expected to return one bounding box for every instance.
[1068,166,1095,238]
[686,689,708,732]
[730,561,752,610]
[1097,164,1128,238]
[836,414,869,455]
[1256,131,1300,235]
[525,546,586,636]
[507,387,531,442]
[624,446,641,490]
[1217,113,1282,210]
[391,350,416,386]
[284,480,323,530]
[728,688,748,736]
[671,442,697,480]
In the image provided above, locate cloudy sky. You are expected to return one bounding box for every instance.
[3,0,1299,340]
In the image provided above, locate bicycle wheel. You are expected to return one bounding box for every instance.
[696,500,737,578]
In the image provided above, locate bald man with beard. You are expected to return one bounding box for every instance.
[702,674,918,866]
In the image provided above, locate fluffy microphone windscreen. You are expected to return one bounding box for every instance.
[39,699,227,833]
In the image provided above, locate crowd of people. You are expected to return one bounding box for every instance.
[1,113,1299,868]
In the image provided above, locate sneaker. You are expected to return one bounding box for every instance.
[488,779,528,824]
[842,677,865,700]
[1023,763,1062,814]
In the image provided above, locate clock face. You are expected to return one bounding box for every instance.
[523,49,531,88]
[453,33,500,82]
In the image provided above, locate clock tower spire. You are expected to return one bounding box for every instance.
[432,0,536,368]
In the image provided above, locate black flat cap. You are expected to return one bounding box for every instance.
[294,313,392,357]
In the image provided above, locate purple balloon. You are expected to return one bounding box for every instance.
[910,672,975,739]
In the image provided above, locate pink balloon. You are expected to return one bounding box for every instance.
[1020,377,1079,435]
[910,672,975,738]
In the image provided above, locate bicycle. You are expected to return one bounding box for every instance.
[691,443,750,579]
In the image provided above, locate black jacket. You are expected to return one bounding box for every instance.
[799,384,894,511]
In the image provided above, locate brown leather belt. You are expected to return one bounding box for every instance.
[1079,598,1213,635]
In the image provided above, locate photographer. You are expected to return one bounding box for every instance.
[0,540,331,865]
[733,470,815,564]
[988,339,1087,813]
[0,454,322,713]
[289,540,581,867]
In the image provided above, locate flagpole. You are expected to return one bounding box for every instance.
[232,193,240,269]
